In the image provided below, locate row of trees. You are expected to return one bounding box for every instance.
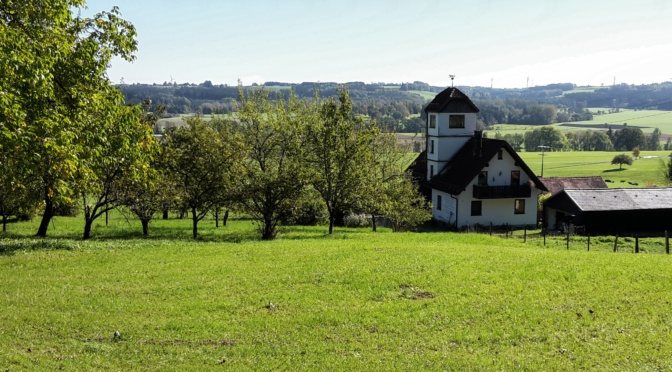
[0,1,430,239]
[495,126,664,152]
[147,88,430,240]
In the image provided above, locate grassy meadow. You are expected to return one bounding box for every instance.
[2,215,672,370]
[487,108,672,138]
[518,150,671,187]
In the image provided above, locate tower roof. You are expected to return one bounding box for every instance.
[424,87,480,114]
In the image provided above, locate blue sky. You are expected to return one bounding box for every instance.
[83,0,672,88]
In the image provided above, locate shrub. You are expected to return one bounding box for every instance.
[343,213,370,228]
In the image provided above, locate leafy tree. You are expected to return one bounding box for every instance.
[78,94,158,239]
[524,126,567,152]
[161,117,245,239]
[0,1,138,237]
[382,174,431,232]
[647,128,662,150]
[305,89,378,234]
[611,154,633,170]
[234,87,309,240]
[613,127,646,151]
[631,146,640,159]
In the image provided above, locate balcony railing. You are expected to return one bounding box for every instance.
[473,184,531,199]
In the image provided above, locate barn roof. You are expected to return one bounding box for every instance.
[549,188,672,212]
[424,87,480,114]
[429,137,547,195]
[540,176,608,195]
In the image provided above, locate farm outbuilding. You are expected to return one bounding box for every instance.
[543,188,672,235]
[539,176,607,196]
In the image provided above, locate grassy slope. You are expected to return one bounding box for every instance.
[2,217,672,370]
[486,109,672,137]
[518,150,671,187]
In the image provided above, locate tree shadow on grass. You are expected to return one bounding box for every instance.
[0,237,75,256]
[602,168,627,173]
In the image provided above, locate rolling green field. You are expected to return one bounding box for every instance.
[518,150,671,187]
[2,216,672,370]
[487,108,672,137]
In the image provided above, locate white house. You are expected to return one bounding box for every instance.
[410,87,546,228]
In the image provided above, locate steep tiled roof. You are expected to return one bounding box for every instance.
[424,87,480,114]
[429,137,547,195]
[540,176,608,195]
[548,188,672,212]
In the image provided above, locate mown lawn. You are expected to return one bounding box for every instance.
[1,216,672,370]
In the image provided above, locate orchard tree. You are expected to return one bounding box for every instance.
[0,1,138,237]
[380,174,431,232]
[358,132,431,232]
[234,87,309,240]
[162,117,245,239]
[611,154,633,170]
[305,89,379,234]
[79,95,158,239]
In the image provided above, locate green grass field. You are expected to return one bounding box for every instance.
[2,216,672,370]
[486,108,672,137]
[518,150,671,187]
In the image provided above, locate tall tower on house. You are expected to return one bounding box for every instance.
[424,87,480,180]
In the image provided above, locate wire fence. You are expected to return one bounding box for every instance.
[471,224,671,254]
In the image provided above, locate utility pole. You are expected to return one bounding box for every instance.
[538,145,550,177]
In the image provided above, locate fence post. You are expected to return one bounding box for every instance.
[543,229,546,246]
[666,230,669,254]
[613,235,619,252]
[587,234,590,251]
[490,222,492,236]
[635,235,639,254]
[566,228,570,250]
[524,225,527,243]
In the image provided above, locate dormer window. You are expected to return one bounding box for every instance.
[429,114,437,129]
[449,115,465,128]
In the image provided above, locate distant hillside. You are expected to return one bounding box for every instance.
[119,81,672,133]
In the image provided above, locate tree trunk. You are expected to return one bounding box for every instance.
[192,207,199,239]
[141,219,150,236]
[328,213,334,234]
[215,208,219,228]
[2,214,7,233]
[36,195,54,237]
[83,218,93,240]
[222,210,229,226]
[261,213,275,240]
[371,214,377,232]
[162,210,169,220]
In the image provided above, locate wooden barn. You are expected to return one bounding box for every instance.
[544,188,672,235]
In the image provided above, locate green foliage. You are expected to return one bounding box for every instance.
[611,154,634,169]
[613,127,646,151]
[660,155,672,186]
[0,0,138,237]
[233,87,309,240]
[523,126,567,151]
[305,89,379,234]
[161,117,245,239]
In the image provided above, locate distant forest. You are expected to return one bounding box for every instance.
[119,81,672,133]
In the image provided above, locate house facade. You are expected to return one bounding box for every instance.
[415,87,546,228]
